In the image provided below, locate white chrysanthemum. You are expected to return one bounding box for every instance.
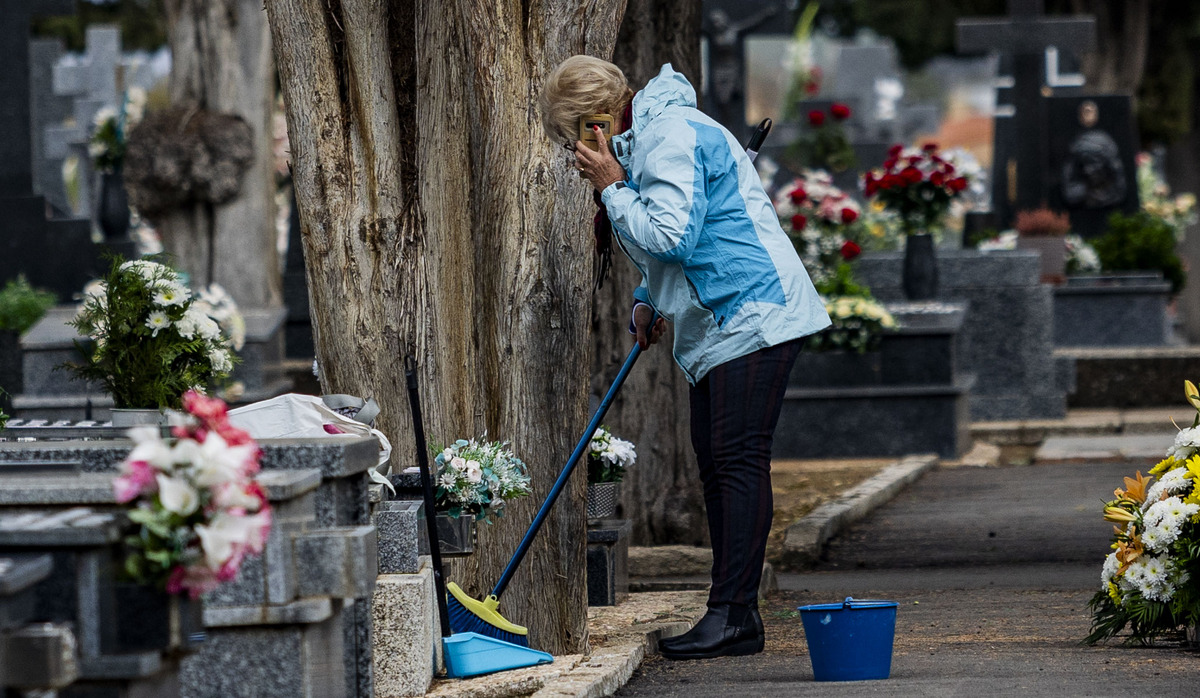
[1101,551,1121,590]
[439,472,457,488]
[196,315,222,342]
[1145,469,1191,504]
[208,348,233,373]
[152,283,190,307]
[1167,426,1200,461]
[145,311,170,337]
[1141,527,1163,552]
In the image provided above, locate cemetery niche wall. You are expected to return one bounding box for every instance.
[0,430,416,698]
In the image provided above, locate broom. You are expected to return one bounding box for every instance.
[448,119,774,646]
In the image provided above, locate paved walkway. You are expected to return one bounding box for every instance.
[618,461,1199,696]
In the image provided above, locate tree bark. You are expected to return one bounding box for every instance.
[264,0,625,655]
[162,0,280,308]
[598,0,706,545]
[1068,0,1149,95]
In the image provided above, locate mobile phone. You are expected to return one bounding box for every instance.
[579,114,615,151]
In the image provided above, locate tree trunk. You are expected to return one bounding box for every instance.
[162,0,280,308]
[598,0,706,545]
[1068,0,1149,95]
[264,0,625,655]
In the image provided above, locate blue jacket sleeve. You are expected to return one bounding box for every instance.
[601,123,707,264]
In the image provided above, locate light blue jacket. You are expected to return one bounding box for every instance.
[602,64,831,384]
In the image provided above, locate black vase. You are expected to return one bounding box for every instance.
[97,168,131,241]
[903,233,939,300]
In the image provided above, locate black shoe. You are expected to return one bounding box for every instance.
[659,604,764,660]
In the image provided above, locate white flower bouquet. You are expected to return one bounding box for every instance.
[113,391,271,598]
[89,87,147,172]
[587,426,637,484]
[1087,380,1200,644]
[808,295,897,354]
[68,258,240,409]
[434,439,532,522]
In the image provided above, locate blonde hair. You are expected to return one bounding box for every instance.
[541,56,632,143]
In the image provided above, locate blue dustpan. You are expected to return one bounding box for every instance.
[443,632,554,678]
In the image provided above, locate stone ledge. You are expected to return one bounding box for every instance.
[202,597,333,627]
[779,454,938,570]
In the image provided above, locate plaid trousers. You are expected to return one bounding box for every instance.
[689,338,802,608]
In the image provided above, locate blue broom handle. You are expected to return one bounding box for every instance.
[491,332,649,598]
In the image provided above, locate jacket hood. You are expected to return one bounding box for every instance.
[611,64,696,163]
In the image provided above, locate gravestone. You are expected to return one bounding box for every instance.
[28,38,73,214]
[0,0,101,301]
[1045,94,1140,238]
[43,25,123,221]
[957,0,1096,229]
[702,0,794,138]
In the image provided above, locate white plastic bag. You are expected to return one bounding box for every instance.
[228,393,393,491]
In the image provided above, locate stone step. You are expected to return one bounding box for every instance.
[1033,433,1171,465]
[1056,346,1200,408]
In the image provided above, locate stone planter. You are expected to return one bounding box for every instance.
[1016,235,1066,283]
[102,583,206,653]
[436,513,474,557]
[902,233,938,300]
[587,482,619,519]
[110,408,168,427]
[1053,273,1172,347]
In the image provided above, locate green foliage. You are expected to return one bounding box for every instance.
[1092,212,1186,293]
[0,277,56,334]
[819,0,1005,70]
[66,256,237,410]
[32,0,167,52]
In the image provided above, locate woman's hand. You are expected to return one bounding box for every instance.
[633,304,667,350]
[574,126,627,192]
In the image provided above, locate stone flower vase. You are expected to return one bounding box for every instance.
[903,233,939,300]
[1016,235,1067,283]
[586,482,620,519]
[97,167,131,242]
[110,408,168,428]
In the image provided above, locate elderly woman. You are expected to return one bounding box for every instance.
[541,56,830,660]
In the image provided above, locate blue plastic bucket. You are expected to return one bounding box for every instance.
[798,597,898,681]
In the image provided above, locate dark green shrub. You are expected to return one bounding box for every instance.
[1092,212,1186,293]
[0,276,56,334]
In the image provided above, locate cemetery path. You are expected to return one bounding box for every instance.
[618,462,1200,696]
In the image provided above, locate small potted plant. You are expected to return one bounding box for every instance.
[863,143,973,299]
[0,276,56,410]
[433,438,533,555]
[1014,208,1071,283]
[586,426,637,519]
[67,257,241,424]
[105,390,270,652]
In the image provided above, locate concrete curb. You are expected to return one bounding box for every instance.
[778,454,938,570]
[426,591,706,698]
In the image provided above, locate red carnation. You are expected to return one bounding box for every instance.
[808,110,825,127]
[900,166,923,185]
[792,213,808,231]
[883,158,898,171]
[831,103,851,120]
[864,180,879,196]
[948,177,969,192]
[930,171,945,187]
[841,207,859,224]
[840,240,862,261]
[943,163,956,175]
[805,79,820,96]
[887,144,903,157]
[789,187,807,205]
[922,142,939,152]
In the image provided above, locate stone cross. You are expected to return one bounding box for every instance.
[956,0,1096,226]
[0,0,75,196]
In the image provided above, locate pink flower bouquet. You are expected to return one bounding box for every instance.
[114,390,272,598]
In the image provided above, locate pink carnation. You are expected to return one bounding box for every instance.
[113,460,157,503]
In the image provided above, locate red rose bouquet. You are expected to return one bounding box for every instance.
[863,143,972,235]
